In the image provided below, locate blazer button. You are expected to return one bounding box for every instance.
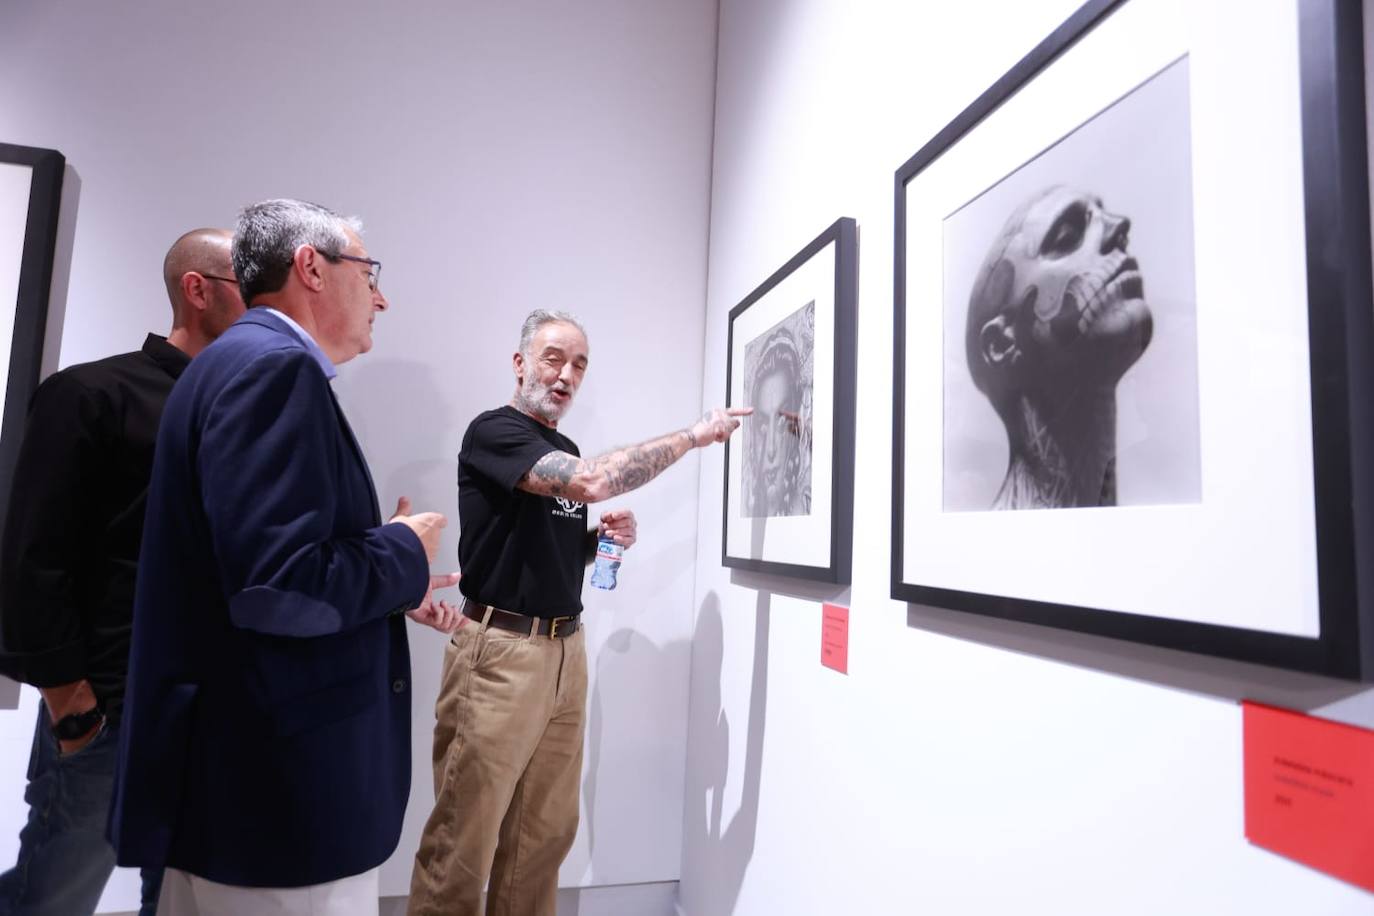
[392,678,407,694]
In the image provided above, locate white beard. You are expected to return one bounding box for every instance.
[516,375,570,424]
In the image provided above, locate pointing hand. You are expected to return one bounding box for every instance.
[689,406,752,447]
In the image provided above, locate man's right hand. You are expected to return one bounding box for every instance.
[689,406,752,447]
[408,572,462,634]
[390,496,447,562]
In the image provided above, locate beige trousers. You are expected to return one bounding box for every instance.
[408,617,587,916]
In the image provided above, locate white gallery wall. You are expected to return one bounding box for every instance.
[682,1,1374,915]
[5,1,1374,914]
[0,0,717,911]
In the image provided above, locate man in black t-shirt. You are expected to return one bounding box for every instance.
[410,309,748,915]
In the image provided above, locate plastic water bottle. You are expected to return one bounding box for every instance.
[590,536,623,590]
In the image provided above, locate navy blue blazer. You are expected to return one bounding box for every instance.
[109,310,429,887]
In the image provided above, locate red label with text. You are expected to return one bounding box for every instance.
[1242,701,1374,893]
[821,604,848,674]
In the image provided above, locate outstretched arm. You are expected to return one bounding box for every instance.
[517,406,751,503]
[521,429,691,503]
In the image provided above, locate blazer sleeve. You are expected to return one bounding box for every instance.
[198,347,428,638]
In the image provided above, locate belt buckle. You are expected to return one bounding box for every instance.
[549,615,575,638]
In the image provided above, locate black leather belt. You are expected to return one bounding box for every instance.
[462,600,581,638]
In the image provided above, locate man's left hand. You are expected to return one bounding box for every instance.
[408,572,462,633]
[598,509,637,549]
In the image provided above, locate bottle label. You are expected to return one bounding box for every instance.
[592,537,623,590]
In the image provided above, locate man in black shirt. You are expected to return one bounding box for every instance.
[409,309,748,915]
[0,227,245,916]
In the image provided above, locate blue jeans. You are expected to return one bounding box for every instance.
[0,704,161,916]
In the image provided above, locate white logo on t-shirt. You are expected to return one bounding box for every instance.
[552,497,585,519]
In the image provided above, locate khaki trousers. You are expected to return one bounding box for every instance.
[408,617,587,916]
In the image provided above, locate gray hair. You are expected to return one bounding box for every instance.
[231,199,363,306]
[518,309,586,356]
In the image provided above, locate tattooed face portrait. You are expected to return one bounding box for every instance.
[742,302,814,518]
[941,56,1202,513]
[967,185,1151,405]
[958,186,1152,509]
[513,320,589,427]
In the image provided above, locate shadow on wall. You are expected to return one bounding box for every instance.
[679,589,769,916]
[329,355,460,891]
[906,603,1373,718]
[580,626,691,879]
[574,525,697,881]
[330,356,459,522]
[39,164,80,380]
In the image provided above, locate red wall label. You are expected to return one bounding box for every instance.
[1242,701,1374,894]
[821,603,848,674]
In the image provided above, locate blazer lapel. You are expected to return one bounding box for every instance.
[241,311,383,527]
[328,389,382,526]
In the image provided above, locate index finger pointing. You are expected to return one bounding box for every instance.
[726,406,754,417]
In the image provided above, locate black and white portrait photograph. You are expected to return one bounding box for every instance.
[723,217,855,583]
[941,56,1201,512]
[741,300,814,518]
[894,0,1374,674]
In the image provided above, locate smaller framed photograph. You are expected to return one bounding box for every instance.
[0,143,64,534]
[722,217,857,583]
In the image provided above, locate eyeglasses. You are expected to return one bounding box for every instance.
[323,252,382,291]
[200,274,239,285]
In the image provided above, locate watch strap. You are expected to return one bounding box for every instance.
[51,706,103,741]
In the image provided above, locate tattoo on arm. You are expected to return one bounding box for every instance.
[519,451,581,497]
[517,429,695,502]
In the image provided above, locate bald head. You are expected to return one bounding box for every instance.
[164,228,235,314]
[161,227,245,357]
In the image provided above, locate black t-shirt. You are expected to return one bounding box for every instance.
[457,406,589,617]
[0,334,189,726]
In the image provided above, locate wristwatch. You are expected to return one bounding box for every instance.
[51,706,103,741]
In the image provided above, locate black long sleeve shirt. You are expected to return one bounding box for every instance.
[0,334,188,725]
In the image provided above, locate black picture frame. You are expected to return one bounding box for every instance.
[723,217,857,583]
[0,143,63,544]
[891,0,1374,678]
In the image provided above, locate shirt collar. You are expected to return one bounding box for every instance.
[259,308,337,380]
[142,333,191,380]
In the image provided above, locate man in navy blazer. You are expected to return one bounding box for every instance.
[110,199,459,913]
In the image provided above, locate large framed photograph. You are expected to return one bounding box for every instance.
[892,0,1374,677]
[0,144,63,536]
[723,217,857,583]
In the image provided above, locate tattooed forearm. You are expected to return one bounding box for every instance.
[586,436,683,498]
[517,429,695,502]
